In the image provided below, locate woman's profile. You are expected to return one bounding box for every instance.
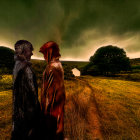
[39,41,65,140]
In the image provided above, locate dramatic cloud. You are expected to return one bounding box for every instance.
[0,0,140,60]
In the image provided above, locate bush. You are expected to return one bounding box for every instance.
[0,46,14,74]
[63,64,74,80]
[85,45,131,76]
[0,75,13,91]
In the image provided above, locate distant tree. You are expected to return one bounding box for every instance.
[62,64,74,80]
[0,46,14,74]
[89,45,131,75]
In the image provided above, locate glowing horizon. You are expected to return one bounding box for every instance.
[0,44,139,61]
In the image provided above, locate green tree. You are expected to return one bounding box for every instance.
[89,45,131,75]
[0,46,14,74]
[62,64,74,80]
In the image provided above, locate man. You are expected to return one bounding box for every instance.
[11,40,40,140]
[39,41,65,140]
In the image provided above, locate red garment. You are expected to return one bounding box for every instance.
[41,59,65,134]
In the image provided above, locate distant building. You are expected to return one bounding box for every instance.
[72,68,80,76]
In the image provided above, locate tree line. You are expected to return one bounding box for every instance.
[0,45,133,77]
[82,45,131,76]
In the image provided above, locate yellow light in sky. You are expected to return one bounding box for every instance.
[0,40,13,50]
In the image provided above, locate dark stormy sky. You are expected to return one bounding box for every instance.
[0,0,140,61]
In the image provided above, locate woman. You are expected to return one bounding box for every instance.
[39,41,65,140]
[11,40,40,140]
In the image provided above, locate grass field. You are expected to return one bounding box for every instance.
[82,76,140,140]
[0,75,140,140]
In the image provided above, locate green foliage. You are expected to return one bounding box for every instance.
[81,62,99,75]
[0,67,12,74]
[0,46,14,74]
[0,75,12,91]
[130,58,140,66]
[62,61,88,68]
[87,45,131,75]
[119,73,140,82]
[131,65,140,70]
[31,59,46,75]
[62,64,74,80]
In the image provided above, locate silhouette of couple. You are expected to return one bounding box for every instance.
[11,40,65,140]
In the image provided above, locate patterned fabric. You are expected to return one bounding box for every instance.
[11,62,41,140]
[41,59,65,139]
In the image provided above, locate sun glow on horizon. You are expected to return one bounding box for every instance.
[0,40,13,50]
[31,56,89,61]
[1,39,139,61]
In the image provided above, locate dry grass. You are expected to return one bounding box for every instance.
[64,80,93,140]
[0,90,12,140]
[0,75,12,91]
[83,76,140,140]
[0,75,140,140]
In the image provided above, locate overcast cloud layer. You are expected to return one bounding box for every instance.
[0,0,140,60]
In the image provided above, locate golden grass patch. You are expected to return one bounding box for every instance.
[0,75,140,140]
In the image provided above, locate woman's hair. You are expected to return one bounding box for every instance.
[40,41,61,62]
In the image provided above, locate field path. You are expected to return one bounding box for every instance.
[76,77,104,140]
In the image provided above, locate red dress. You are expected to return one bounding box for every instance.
[41,59,65,138]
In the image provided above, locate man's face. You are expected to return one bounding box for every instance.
[24,47,33,61]
[15,48,22,55]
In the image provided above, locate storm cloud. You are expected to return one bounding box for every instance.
[0,0,140,60]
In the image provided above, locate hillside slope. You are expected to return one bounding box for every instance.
[0,75,140,140]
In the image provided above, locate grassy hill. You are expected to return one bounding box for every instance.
[0,75,140,139]
[130,58,140,66]
[31,59,89,80]
[61,60,89,69]
[31,59,89,70]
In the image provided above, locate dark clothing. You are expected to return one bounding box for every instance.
[11,63,40,140]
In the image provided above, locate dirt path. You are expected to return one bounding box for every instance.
[76,77,104,140]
